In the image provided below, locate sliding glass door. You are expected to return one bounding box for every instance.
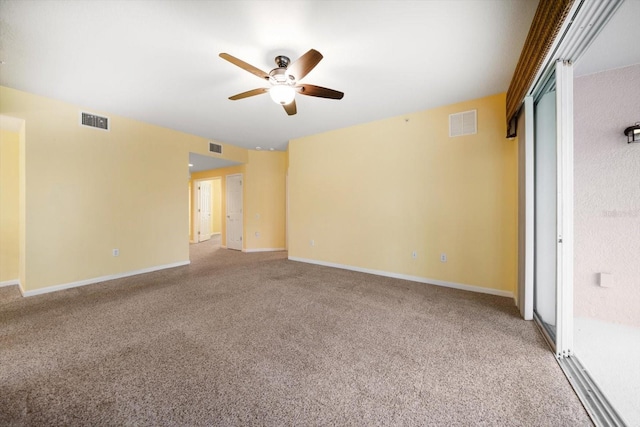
[534,83,558,344]
[533,61,574,357]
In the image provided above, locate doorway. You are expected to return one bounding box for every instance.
[198,180,212,242]
[192,178,222,244]
[515,1,633,424]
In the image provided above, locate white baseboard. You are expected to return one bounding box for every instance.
[21,260,191,298]
[190,233,219,244]
[0,279,20,288]
[242,248,286,253]
[288,256,514,299]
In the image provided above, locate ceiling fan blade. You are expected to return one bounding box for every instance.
[297,84,344,100]
[228,88,268,100]
[283,99,297,116]
[219,53,270,80]
[287,49,323,81]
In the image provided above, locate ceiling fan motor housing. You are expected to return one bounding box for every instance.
[269,67,295,85]
[274,55,290,69]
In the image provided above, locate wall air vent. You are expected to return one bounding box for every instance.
[449,109,477,137]
[209,142,223,154]
[80,112,109,131]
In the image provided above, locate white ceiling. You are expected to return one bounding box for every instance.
[189,152,239,173]
[574,0,640,77]
[0,1,541,151]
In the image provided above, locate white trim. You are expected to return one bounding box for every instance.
[0,279,20,287]
[517,95,535,320]
[288,256,513,298]
[242,248,286,253]
[555,59,574,358]
[524,95,535,320]
[20,261,190,297]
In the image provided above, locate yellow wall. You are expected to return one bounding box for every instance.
[244,150,286,251]
[0,129,20,282]
[2,82,512,295]
[0,85,249,292]
[288,93,518,294]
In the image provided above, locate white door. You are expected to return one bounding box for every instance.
[226,174,243,250]
[198,180,212,242]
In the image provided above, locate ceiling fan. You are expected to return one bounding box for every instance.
[219,49,344,116]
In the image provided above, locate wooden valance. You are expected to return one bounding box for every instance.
[506,0,575,137]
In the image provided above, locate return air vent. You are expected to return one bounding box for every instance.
[80,112,109,131]
[209,142,223,154]
[449,109,477,137]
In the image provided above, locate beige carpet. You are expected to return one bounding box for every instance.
[0,241,591,426]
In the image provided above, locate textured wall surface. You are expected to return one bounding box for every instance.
[574,64,640,327]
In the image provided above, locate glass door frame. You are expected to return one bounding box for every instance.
[530,60,574,358]
[553,59,574,358]
[518,1,626,423]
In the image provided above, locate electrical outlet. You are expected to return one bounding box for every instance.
[310,239,315,247]
[112,249,119,257]
[599,272,613,288]
[255,231,260,238]
[412,251,417,259]
[440,253,447,262]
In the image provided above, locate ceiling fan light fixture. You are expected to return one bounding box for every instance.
[220,49,343,115]
[269,85,296,105]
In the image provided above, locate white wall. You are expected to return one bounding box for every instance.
[573,64,640,327]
